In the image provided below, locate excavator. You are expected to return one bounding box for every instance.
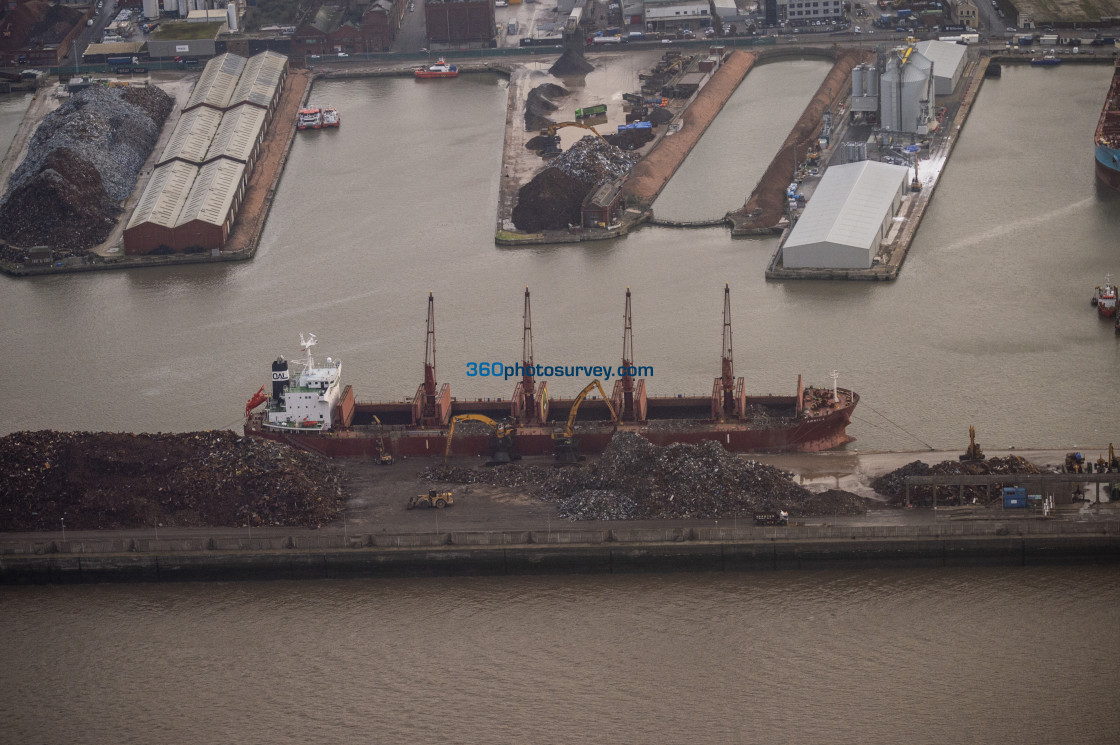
[552,379,618,463]
[538,121,606,157]
[443,414,519,465]
[959,425,985,462]
[372,415,393,465]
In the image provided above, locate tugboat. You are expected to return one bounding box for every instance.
[321,106,340,128]
[1092,274,1118,318]
[415,58,459,79]
[297,107,323,130]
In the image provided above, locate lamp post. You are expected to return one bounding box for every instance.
[61,516,65,542]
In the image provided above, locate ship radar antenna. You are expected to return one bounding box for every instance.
[299,333,317,369]
[830,370,840,403]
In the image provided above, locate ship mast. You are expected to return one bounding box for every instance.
[620,287,634,420]
[522,286,536,418]
[721,283,736,416]
[422,292,437,422]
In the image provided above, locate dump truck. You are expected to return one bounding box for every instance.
[575,104,607,119]
[408,490,453,509]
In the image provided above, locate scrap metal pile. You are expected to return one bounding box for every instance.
[0,85,173,257]
[512,137,636,232]
[870,456,1048,507]
[0,430,344,531]
[424,432,870,520]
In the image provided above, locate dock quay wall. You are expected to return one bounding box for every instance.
[3,521,1117,584]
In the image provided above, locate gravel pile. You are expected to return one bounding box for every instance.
[0,85,173,255]
[513,137,635,232]
[549,48,594,76]
[0,430,345,530]
[870,456,1048,506]
[427,432,867,521]
[524,83,567,132]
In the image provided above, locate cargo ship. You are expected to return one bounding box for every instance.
[245,288,859,459]
[415,59,458,79]
[1095,62,1120,191]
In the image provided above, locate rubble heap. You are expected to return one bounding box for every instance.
[870,456,1048,507]
[0,85,173,256]
[427,433,869,520]
[0,430,345,531]
[512,137,636,232]
[524,83,567,132]
[549,48,594,76]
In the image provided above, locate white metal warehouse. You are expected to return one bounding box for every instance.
[781,161,911,270]
[914,40,967,96]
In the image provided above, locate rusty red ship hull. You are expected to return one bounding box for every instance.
[246,388,859,459]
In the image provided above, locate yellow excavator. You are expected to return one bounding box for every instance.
[553,379,618,463]
[372,415,393,465]
[443,414,519,465]
[959,425,985,462]
[539,121,607,157]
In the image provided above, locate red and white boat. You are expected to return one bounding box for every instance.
[321,106,340,128]
[415,58,458,79]
[297,107,322,130]
[1093,274,1117,318]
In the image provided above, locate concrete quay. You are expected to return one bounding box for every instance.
[3,520,1117,584]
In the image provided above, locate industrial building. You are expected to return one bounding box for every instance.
[424,0,496,48]
[913,40,967,96]
[781,161,911,270]
[879,46,935,136]
[123,51,287,256]
[643,0,711,33]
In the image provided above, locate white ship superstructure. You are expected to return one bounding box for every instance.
[263,333,341,431]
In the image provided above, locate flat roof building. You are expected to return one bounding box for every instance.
[782,161,911,270]
[914,40,967,96]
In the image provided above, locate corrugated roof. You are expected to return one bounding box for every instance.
[178,159,246,227]
[785,161,910,250]
[205,104,267,163]
[185,52,247,111]
[157,106,224,165]
[228,50,286,109]
[126,161,199,230]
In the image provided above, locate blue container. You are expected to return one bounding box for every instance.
[1003,487,1027,508]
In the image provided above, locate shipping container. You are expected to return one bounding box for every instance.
[1003,487,1028,508]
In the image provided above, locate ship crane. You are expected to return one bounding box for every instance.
[618,287,635,421]
[714,283,745,420]
[415,292,450,427]
[513,288,549,424]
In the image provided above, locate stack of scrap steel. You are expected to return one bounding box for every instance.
[427,432,868,520]
[0,85,173,257]
[870,456,1048,507]
[542,433,814,520]
[0,430,345,530]
[512,137,636,232]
